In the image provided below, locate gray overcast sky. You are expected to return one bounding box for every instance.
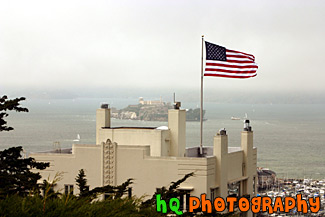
[1,0,325,98]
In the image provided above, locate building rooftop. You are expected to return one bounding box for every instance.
[31,148,72,154]
[102,126,158,130]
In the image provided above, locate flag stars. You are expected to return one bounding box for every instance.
[205,42,227,61]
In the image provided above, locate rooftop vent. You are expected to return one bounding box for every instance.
[244,119,252,131]
[218,128,227,135]
[173,101,181,110]
[101,103,109,109]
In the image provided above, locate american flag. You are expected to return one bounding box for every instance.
[204,41,258,78]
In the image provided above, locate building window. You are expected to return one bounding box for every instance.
[228,182,240,209]
[64,184,74,195]
[210,188,217,200]
[253,176,256,194]
[178,190,191,212]
[228,182,240,197]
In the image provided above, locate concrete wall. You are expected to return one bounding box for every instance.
[115,145,215,198]
[97,128,169,157]
[227,151,244,182]
[30,144,102,195]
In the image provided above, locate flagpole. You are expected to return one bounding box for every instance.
[200,35,204,155]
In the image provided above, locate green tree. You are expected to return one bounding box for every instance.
[0,146,49,198]
[74,169,133,199]
[85,178,133,200]
[75,169,89,197]
[0,95,29,132]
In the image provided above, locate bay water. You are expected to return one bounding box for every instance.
[0,98,324,179]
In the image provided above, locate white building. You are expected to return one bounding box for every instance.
[138,96,164,105]
[31,103,257,216]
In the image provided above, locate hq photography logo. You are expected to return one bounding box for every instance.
[155,194,321,215]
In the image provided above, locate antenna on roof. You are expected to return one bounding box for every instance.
[173,92,176,103]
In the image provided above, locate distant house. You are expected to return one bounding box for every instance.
[257,167,276,190]
[31,103,257,216]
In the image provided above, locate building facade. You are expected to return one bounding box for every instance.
[31,104,257,216]
[257,168,277,191]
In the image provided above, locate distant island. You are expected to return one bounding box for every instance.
[111,97,206,122]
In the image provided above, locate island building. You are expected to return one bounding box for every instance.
[138,96,165,105]
[30,103,257,216]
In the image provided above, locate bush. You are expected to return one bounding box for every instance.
[0,195,162,217]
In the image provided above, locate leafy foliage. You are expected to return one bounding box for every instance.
[0,168,159,216]
[0,194,164,217]
[0,146,49,198]
[74,169,133,199]
[142,173,237,216]
[87,178,133,200]
[41,172,63,203]
[41,179,61,199]
[142,172,194,208]
[0,95,29,132]
[0,164,238,216]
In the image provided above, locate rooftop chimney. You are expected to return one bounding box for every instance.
[96,104,111,144]
[214,128,228,199]
[168,102,186,157]
[241,121,254,199]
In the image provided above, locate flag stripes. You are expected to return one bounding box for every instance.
[204,42,258,78]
